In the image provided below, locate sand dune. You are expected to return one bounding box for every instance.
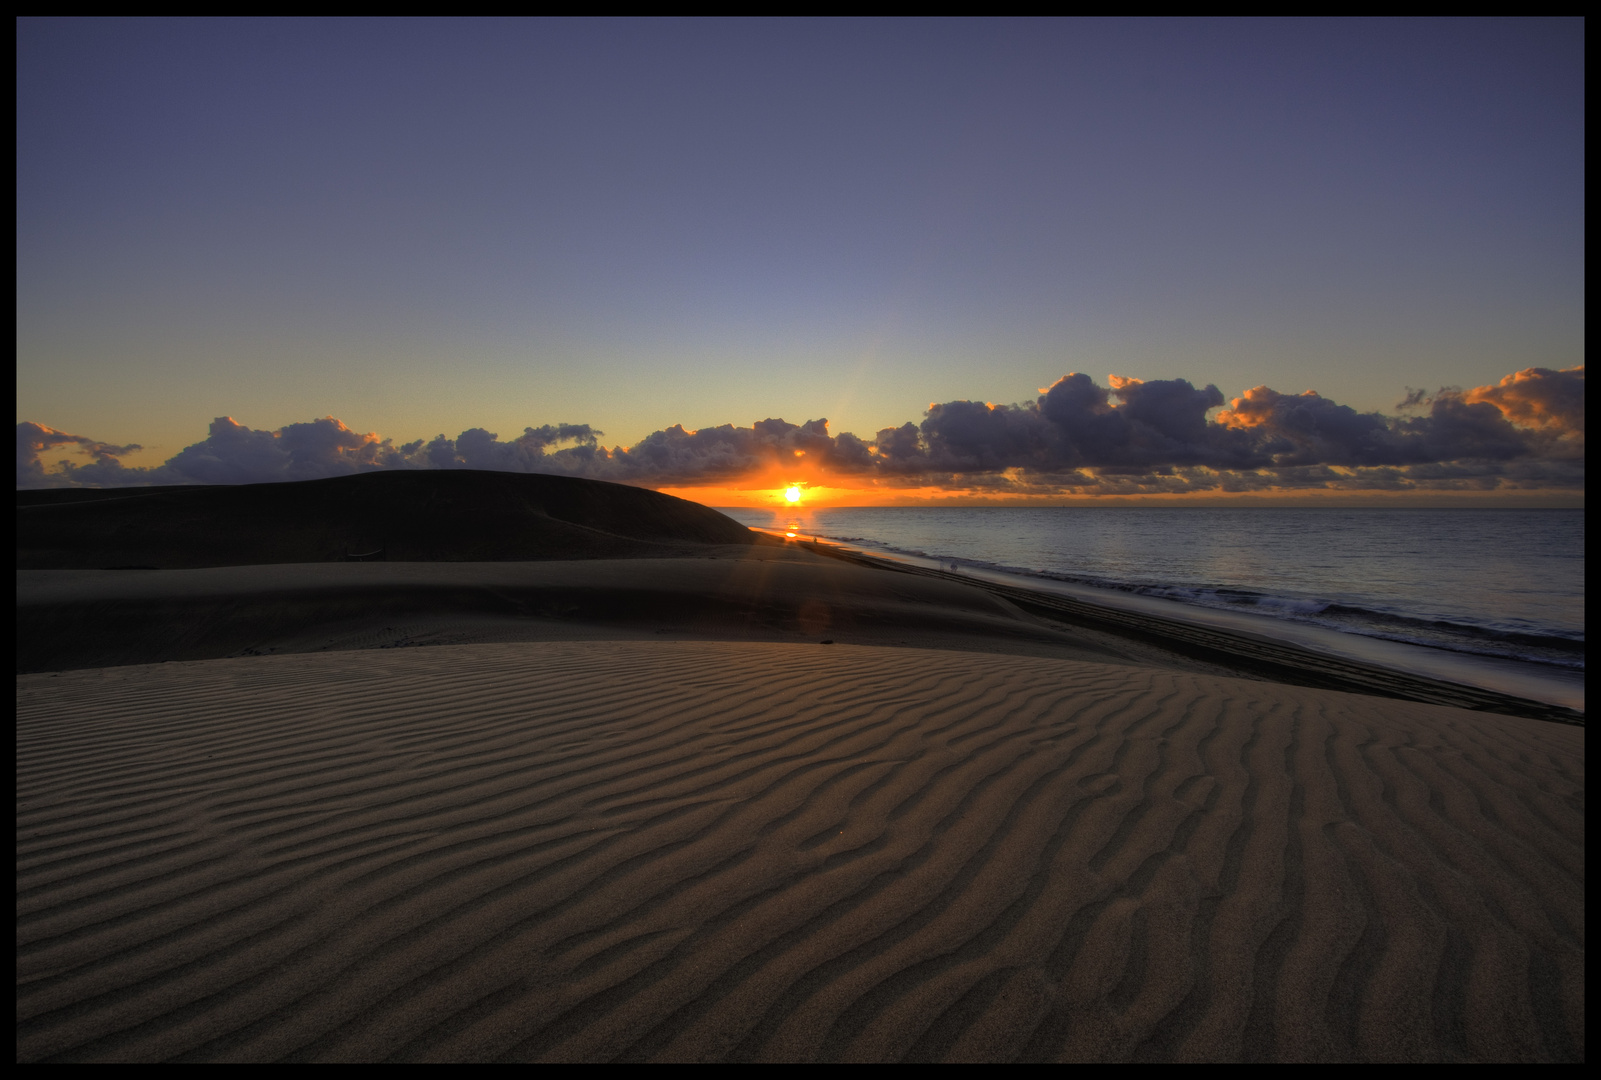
[16,551,1181,675]
[16,469,754,569]
[17,642,1584,1062]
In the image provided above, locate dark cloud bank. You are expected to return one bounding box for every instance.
[18,366,1584,497]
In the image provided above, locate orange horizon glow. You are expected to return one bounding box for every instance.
[652,477,1584,509]
[644,451,1584,509]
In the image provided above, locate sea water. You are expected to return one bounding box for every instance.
[722,507,1585,705]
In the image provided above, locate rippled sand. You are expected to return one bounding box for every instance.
[17,642,1584,1062]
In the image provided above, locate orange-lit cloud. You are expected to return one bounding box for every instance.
[1216,366,1584,468]
[15,421,141,488]
[17,367,1584,500]
[1457,366,1585,434]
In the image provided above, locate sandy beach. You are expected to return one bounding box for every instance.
[15,477,1586,1061]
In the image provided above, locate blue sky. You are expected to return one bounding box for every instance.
[16,18,1585,497]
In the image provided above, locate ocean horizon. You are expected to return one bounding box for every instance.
[722,506,1585,683]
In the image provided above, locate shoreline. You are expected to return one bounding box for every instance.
[759,531,1583,726]
[16,536,1582,726]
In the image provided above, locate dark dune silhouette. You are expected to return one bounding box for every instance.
[16,470,755,569]
[12,471,1183,678]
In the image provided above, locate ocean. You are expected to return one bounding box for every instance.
[722,507,1585,685]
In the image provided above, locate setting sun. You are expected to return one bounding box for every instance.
[784,485,801,503]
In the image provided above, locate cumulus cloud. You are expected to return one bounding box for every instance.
[158,416,389,485]
[17,422,144,488]
[17,366,1584,496]
[1457,366,1585,437]
[586,417,871,485]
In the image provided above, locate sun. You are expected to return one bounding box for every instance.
[784,485,802,504]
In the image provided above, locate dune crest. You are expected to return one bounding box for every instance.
[16,470,754,569]
[17,642,1583,1062]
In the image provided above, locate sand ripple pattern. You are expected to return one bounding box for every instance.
[17,643,1584,1062]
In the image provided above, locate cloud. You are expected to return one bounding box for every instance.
[872,374,1254,476]
[1457,365,1585,436]
[17,366,1584,496]
[16,422,143,488]
[160,416,389,485]
[595,417,873,485]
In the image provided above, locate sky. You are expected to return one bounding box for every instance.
[16,17,1585,504]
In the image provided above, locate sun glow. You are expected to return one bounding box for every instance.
[784,485,802,503]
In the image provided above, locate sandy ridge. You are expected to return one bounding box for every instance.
[17,642,1584,1062]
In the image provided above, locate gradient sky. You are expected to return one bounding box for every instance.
[16,18,1585,501]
